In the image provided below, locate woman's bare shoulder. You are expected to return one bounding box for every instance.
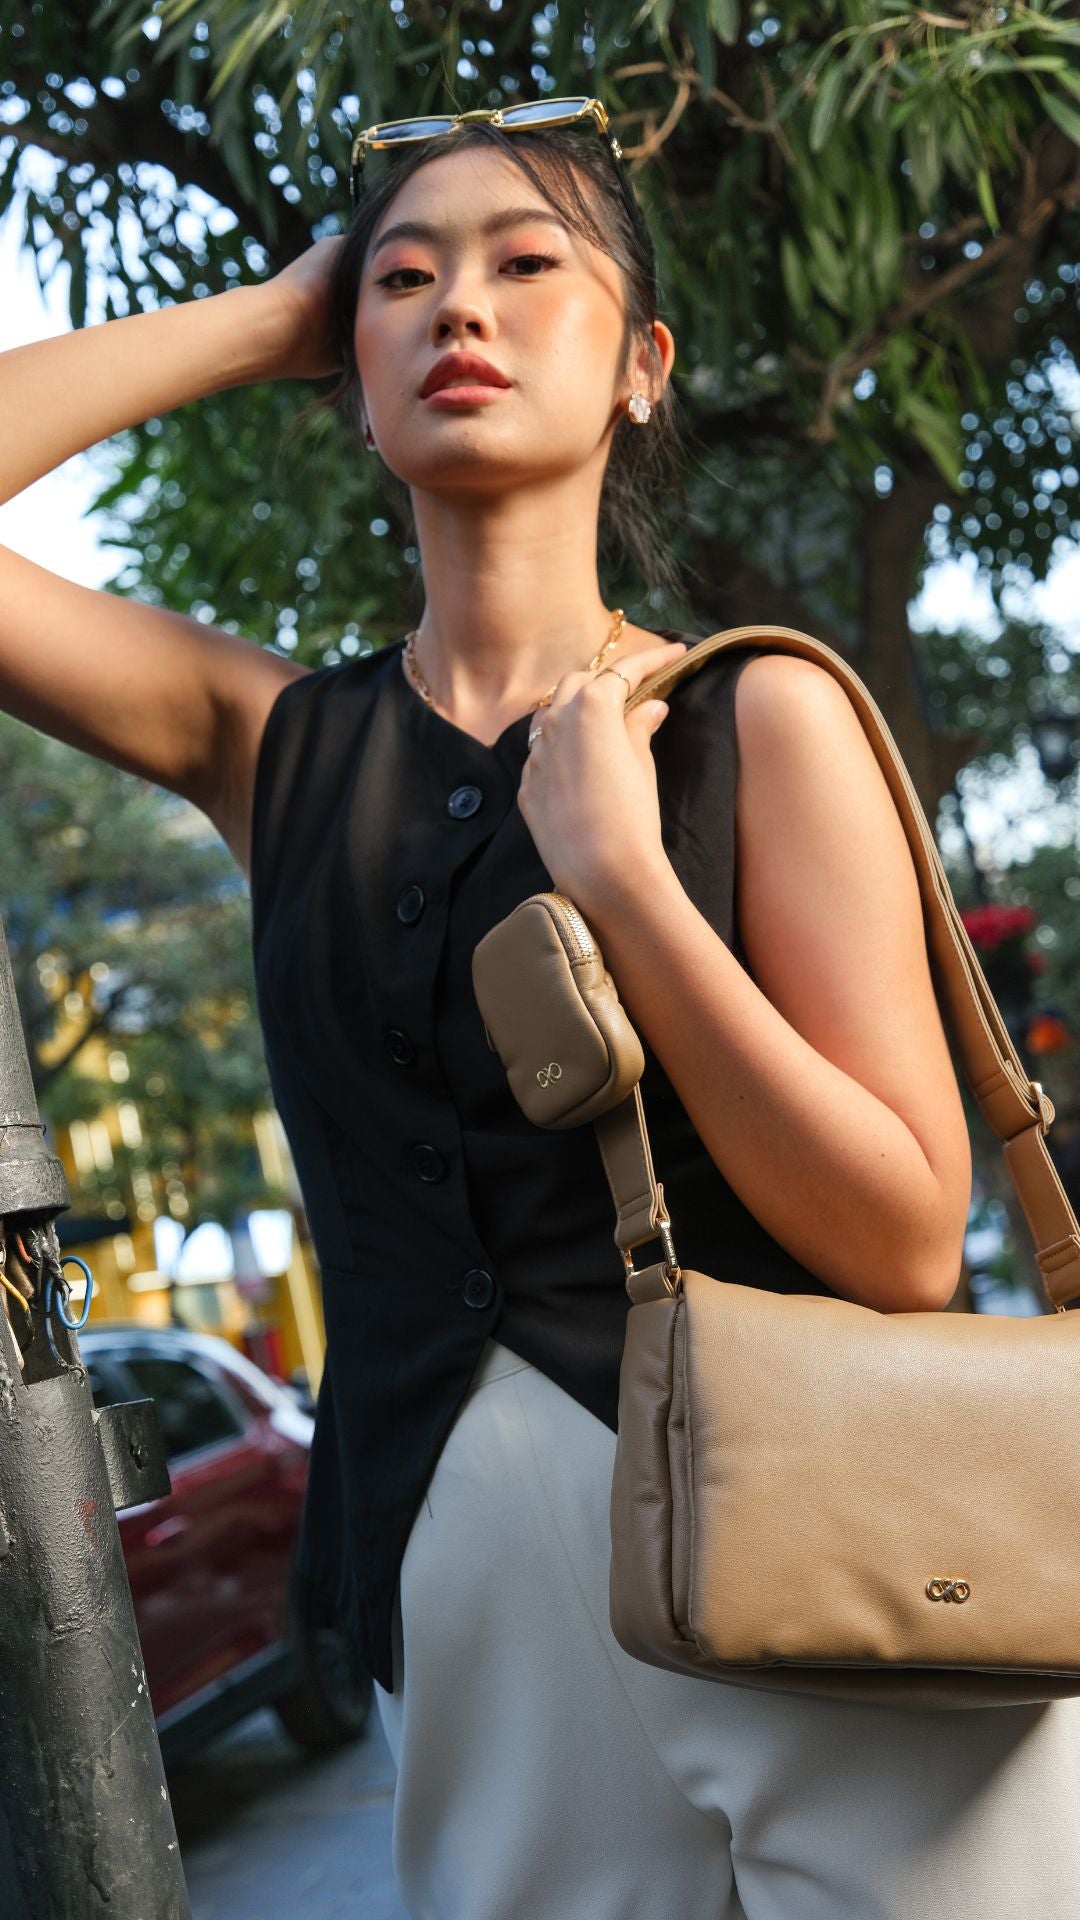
[732,643,972,1217]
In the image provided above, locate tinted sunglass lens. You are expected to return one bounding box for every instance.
[374,116,458,142]
[500,99,590,127]
[351,116,457,201]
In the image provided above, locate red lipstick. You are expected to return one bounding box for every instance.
[419,351,511,408]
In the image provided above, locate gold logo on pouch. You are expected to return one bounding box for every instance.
[536,1062,563,1088]
[926,1578,970,1603]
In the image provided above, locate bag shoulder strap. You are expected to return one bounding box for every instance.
[603,623,1080,1312]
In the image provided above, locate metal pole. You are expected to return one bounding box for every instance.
[0,918,191,1919]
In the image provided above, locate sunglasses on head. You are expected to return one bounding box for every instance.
[348,95,645,263]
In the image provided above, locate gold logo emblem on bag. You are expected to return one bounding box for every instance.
[536,1062,562,1088]
[926,1578,971,1603]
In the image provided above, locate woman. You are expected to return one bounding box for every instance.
[2,105,1079,1918]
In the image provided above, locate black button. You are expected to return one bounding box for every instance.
[384,1027,416,1068]
[397,885,426,924]
[462,1267,496,1311]
[447,785,483,821]
[411,1144,446,1183]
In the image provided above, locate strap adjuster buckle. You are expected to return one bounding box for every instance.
[622,1211,680,1286]
[1030,1079,1055,1136]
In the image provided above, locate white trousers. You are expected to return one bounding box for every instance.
[374,1338,1080,1919]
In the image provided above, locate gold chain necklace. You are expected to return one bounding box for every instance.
[403,607,627,716]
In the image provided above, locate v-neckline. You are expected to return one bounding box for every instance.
[391,626,683,758]
[392,638,534,757]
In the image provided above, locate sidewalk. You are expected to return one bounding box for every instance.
[169,1705,406,1919]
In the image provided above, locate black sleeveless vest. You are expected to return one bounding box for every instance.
[249,627,832,1690]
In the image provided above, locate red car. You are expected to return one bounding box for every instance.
[80,1322,371,1765]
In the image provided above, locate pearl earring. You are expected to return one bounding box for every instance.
[628,390,652,425]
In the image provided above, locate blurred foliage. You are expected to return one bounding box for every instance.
[0,1,1076,661]
[0,1,1078,1188]
[0,714,278,1228]
[1008,843,1080,1041]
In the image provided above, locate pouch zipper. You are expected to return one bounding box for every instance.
[521,891,597,963]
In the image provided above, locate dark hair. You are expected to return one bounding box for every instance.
[304,121,685,602]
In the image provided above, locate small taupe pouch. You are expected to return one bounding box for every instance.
[471,892,643,1130]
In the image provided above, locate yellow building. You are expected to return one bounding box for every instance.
[45,1025,324,1394]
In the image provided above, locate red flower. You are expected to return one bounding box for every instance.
[960,905,1038,952]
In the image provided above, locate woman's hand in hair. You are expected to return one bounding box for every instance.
[516,637,687,917]
[256,235,346,381]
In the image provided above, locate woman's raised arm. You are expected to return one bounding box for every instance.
[0,237,343,872]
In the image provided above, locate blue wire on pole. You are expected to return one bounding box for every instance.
[43,1255,94,1363]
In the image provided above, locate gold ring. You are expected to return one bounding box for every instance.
[598,667,632,697]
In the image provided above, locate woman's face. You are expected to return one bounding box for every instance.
[353,144,669,498]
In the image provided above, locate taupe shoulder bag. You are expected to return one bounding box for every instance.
[472,625,1080,1711]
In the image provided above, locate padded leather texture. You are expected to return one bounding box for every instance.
[472,895,644,1129]
[608,1273,1080,1708]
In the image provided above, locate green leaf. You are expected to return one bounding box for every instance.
[774,32,846,121]
[947,317,994,412]
[897,391,963,490]
[804,222,849,315]
[842,53,887,123]
[206,1,294,101]
[1042,88,1080,144]
[871,67,893,125]
[975,165,1001,233]
[686,0,717,91]
[858,159,899,304]
[780,233,812,319]
[906,110,943,208]
[630,0,675,34]
[809,59,848,153]
[708,0,741,47]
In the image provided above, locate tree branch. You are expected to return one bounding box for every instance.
[32,980,143,1091]
[5,56,315,267]
[611,57,795,164]
[803,127,1080,440]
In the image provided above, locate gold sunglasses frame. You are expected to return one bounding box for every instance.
[347,95,635,233]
